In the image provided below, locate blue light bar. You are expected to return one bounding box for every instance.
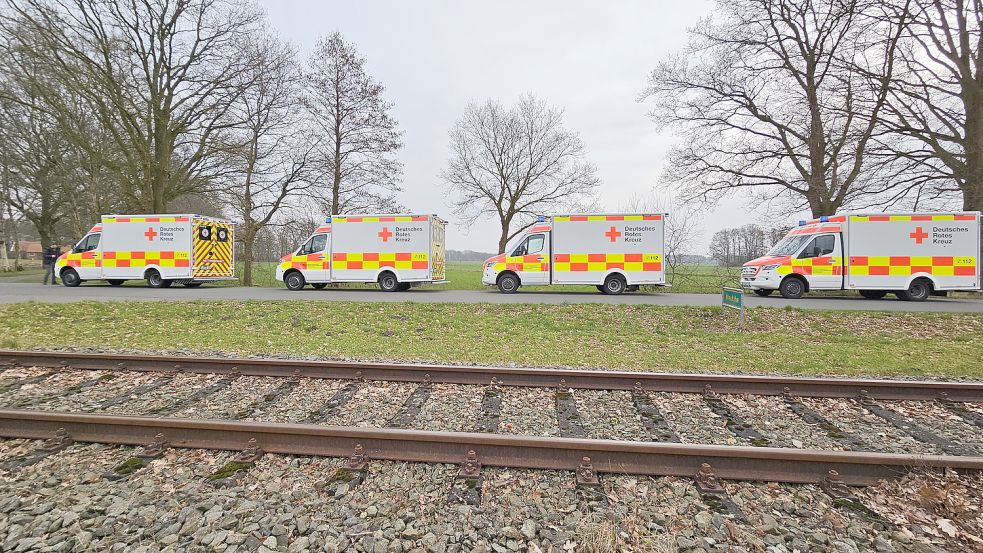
[798,220,806,226]
[820,216,829,222]
[325,217,331,223]
[537,215,546,222]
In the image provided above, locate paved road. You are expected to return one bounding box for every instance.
[0,281,981,312]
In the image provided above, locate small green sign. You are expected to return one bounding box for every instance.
[722,287,743,309]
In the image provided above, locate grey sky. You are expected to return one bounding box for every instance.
[260,0,776,254]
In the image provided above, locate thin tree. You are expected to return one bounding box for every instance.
[442,95,600,253]
[303,32,403,215]
[0,0,262,213]
[642,0,910,217]
[221,34,313,286]
[620,190,702,285]
[884,0,983,211]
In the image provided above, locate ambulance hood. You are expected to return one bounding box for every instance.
[484,253,506,265]
[743,255,791,268]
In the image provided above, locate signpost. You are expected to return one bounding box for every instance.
[722,287,745,331]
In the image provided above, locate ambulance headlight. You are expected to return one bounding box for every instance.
[762,264,780,271]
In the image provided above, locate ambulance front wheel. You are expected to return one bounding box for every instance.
[778,276,805,299]
[378,272,400,292]
[284,271,306,291]
[602,274,627,295]
[60,268,81,287]
[497,273,520,294]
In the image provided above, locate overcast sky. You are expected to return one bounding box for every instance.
[259,0,793,254]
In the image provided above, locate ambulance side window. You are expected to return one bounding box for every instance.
[526,234,545,255]
[797,234,835,259]
[298,234,326,255]
[74,234,100,253]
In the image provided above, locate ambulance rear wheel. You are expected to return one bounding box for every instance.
[284,271,306,291]
[61,269,81,287]
[497,273,520,294]
[146,270,168,289]
[378,272,400,292]
[778,276,805,299]
[311,283,327,290]
[107,279,124,286]
[897,278,931,302]
[859,290,887,300]
[602,274,627,295]
[753,289,773,297]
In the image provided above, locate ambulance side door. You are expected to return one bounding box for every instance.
[74,233,103,280]
[302,233,330,282]
[796,233,843,290]
[512,233,549,285]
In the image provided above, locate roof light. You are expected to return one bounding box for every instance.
[798,220,806,226]
[325,217,331,223]
[820,216,829,223]
[537,215,546,222]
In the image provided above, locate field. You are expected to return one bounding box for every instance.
[1,300,980,378]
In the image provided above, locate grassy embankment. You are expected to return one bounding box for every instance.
[1,301,979,379]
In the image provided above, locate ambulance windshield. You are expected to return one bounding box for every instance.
[767,235,810,257]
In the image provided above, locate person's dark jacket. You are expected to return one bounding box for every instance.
[43,246,60,266]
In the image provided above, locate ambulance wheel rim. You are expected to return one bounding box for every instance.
[604,275,626,295]
[379,273,398,292]
[61,269,80,287]
[498,274,518,293]
[285,272,305,291]
[779,277,804,299]
[907,280,931,301]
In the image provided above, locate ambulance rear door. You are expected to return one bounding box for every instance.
[192,218,235,279]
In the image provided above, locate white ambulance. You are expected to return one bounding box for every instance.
[276,214,448,291]
[56,214,235,288]
[741,212,981,301]
[482,214,667,294]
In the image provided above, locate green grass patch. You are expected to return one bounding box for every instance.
[1,301,980,379]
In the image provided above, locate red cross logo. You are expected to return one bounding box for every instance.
[909,226,928,245]
[144,227,158,241]
[378,227,393,242]
[604,226,621,242]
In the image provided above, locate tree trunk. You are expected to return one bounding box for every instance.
[497,223,510,254]
[242,228,255,287]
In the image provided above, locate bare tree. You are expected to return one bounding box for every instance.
[1,0,262,213]
[642,0,910,217]
[220,34,313,286]
[443,95,600,253]
[883,0,983,211]
[303,32,403,215]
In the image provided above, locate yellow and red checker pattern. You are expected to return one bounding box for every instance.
[493,254,549,273]
[332,252,429,270]
[58,251,101,268]
[102,251,191,268]
[280,254,328,271]
[554,215,662,222]
[553,253,662,273]
[333,216,428,223]
[102,216,190,223]
[850,214,976,222]
[849,256,976,277]
[774,256,843,276]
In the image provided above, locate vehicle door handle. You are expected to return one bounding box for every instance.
[537,256,545,261]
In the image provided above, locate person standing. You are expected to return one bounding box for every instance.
[42,245,61,285]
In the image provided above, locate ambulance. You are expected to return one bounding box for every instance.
[741,212,981,301]
[56,214,235,288]
[276,214,447,291]
[482,213,667,294]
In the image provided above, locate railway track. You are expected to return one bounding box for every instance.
[2,350,983,551]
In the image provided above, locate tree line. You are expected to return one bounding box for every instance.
[1,0,980,283]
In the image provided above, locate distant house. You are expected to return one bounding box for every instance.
[15,241,43,260]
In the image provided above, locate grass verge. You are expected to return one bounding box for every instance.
[0,301,980,379]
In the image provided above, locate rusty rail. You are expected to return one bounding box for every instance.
[2,350,981,401]
[1,409,981,485]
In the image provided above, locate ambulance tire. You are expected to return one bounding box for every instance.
[859,290,887,300]
[378,272,400,292]
[602,274,627,295]
[146,270,168,289]
[778,276,805,299]
[284,271,306,291]
[497,273,520,294]
[753,289,773,297]
[311,283,327,290]
[61,269,81,287]
[897,278,932,302]
[107,279,124,286]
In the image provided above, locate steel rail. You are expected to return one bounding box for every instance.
[2,350,981,401]
[1,409,981,486]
